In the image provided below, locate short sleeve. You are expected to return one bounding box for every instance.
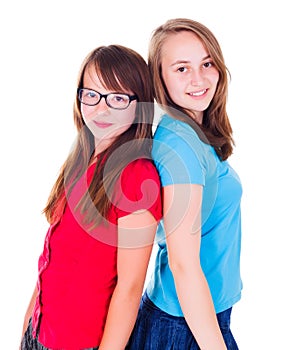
[113,159,162,221]
[152,117,206,187]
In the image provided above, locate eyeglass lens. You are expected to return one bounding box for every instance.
[79,89,131,109]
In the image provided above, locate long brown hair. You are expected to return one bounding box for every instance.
[148,18,234,160]
[43,45,154,226]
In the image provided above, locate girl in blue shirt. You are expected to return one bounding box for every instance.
[126,18,242,349]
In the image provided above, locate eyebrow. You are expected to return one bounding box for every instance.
[170,55,211,66]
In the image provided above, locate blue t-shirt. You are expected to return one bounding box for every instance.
[147,114,243,315]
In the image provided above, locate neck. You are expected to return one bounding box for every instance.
[191,111,203,125]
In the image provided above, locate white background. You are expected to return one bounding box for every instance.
[0,0,283,348]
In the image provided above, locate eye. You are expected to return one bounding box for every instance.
[203,61,214,68]
[108,94,130,108]
[87,90,97,99]
[177,66,188,73]
[114,95,127,102]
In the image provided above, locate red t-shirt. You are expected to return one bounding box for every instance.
[32,159,161,349]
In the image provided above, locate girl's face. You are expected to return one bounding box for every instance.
[161,31,219,123]
[80,66,137,154]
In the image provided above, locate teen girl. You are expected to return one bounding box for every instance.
[127,18,242,350]
[20,44,161,350]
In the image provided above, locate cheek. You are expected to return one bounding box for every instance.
[211,70,220,87]
[167,80,183,104]
[163,73,179,97]
[121,114,136,129]
[120,104,136,125]
[162,71,171,89]
[81,105,92,123]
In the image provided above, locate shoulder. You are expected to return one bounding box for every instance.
[155,114,198,137]
[122,158,160,183]
[114,158,162,219]
[152,115,210,186]
[153,114,204,159]
[154,114,201,150]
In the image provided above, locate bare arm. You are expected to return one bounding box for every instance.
[98,209,158,350]
[164,184,226,350]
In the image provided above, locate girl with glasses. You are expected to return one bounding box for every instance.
[127,18,242,350]
[20,45,162,350]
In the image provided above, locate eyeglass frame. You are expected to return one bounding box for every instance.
[77,88,138,110]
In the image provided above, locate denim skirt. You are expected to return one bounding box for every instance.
[21,318,99,350]
[126,293,239,350]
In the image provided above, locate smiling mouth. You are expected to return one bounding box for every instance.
[188,89,208,97]
[94,121,113,128]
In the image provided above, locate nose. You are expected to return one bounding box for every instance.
[190,69,204,86]
[94,97,111,114]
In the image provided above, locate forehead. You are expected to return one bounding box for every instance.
[161,31,209,62]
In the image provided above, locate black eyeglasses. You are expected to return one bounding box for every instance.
[77,88,138,110]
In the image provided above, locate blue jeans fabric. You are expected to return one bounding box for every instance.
[126,293,239,350]
[21,318,99,350]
